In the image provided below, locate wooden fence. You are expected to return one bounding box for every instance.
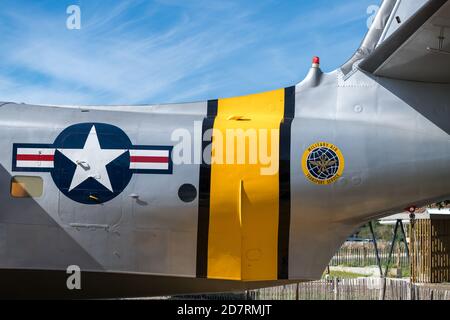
[247,278,450,300]
[411,219,450,283]
[172,278,450,300]
[329,242,409,268]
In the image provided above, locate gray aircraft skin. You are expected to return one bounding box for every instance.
[0,0,449,298]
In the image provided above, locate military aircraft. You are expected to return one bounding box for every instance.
[0,0,449,298]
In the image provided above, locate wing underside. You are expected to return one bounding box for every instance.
[359,0,450,83]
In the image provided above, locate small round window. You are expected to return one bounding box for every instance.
[178,184,197,203]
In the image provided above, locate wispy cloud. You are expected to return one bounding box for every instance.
[0,0,379,105]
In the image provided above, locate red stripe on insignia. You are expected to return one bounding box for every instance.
[16,154,55,161]
[130,156,169,163]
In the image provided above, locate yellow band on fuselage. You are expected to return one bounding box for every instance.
[207,89,285,281]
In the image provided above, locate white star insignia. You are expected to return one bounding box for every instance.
[58,125,126,192]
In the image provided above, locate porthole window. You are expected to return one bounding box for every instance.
[178,184,197,203]
[11,176,43,198]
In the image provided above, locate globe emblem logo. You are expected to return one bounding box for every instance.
[307,148,339,179]
[301,142,344,185]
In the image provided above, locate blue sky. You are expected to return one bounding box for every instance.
[0,0,380,105]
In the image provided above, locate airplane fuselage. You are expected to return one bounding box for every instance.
[0,67,449,298]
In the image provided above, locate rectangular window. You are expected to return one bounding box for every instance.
[10,176,43,198]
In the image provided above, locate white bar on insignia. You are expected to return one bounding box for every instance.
[129,149,169,157]
[17,148,55,155]
[130,162,169,170]
[16,161,54,168]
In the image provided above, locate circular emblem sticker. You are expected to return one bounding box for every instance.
[301,142,345,185]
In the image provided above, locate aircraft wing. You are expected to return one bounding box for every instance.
[359,0,450,83]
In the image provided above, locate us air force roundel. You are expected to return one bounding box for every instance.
[12,123,173,204]
[301,142,344,185]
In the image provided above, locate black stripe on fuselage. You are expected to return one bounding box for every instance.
[196,100,217,278]
[278,86,295,280]
[207,99,218,118]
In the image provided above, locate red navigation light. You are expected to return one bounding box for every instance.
[312,56,320,65]
[405,206,417,213]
